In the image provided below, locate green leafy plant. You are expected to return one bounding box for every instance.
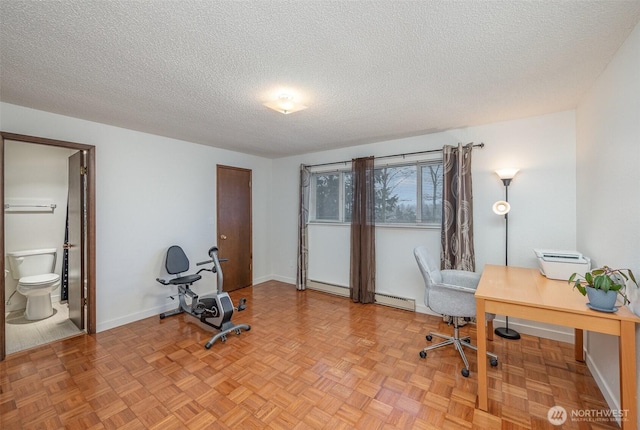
[568,266,638,305]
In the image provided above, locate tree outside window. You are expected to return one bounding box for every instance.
[421,164,443,223]
[310,160,443,225]
[344,172,353,222]
[374,166,416,223]
[314,173,340,220]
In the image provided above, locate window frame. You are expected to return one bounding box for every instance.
[309,171,342,223]
[308,158,444,228]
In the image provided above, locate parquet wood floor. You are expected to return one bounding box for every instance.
[1,281,620,429]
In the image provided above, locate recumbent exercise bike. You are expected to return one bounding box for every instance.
[156,245,250,349]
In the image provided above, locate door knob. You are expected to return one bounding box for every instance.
[63,243,72,249]
[220,234,227,240]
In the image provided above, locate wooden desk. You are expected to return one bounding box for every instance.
[476,265,639,428]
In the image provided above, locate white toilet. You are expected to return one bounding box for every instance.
[7,248,61,320]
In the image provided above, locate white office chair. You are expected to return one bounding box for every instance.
[414,246,498,377]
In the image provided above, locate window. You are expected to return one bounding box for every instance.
[313,173,340,221]
[421,163,443,224]
[375,165,416,223]
[310,160,443,225]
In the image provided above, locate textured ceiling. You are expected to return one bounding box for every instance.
[1,1,639,158]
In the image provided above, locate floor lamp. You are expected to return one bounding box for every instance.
[493,168,521,340]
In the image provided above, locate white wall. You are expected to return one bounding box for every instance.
[1,102,273,332]
[271,110,577,340]
[4,142,75,310]
[576,21,640,416]
[0,103,579,341]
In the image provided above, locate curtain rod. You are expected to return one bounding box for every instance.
[305,142,484,169]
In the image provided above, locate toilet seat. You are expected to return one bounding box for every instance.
[19,273,60,286]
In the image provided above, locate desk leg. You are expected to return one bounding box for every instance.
[619,321,637,429]
[574,329,584,362]
[476,298,488,411]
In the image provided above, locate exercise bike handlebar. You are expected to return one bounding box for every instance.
[212,249,224,293]
[196,246,226,293]
[196,259,213,266]
[196,257,228,266]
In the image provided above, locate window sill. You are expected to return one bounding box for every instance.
[308,221,440,230]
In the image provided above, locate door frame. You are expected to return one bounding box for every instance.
[0,132,96,361]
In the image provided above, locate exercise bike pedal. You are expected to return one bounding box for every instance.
[237,298,247,311]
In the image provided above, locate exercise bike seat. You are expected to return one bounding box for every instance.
[164,245,201,285]
[169,273,201,285]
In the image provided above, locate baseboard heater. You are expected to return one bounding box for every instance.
[307,280,416,312]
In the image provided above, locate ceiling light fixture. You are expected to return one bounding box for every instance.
[264,94,307,115]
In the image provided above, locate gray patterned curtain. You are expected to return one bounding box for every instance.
[350,156,376,303]
[296,165,311,290]
[441,143,475,271]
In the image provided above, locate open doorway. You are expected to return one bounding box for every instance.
[0,132,96,361]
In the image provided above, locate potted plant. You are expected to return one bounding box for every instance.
[568,266,637,311]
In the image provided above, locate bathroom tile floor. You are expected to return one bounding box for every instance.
[5,301,83,354]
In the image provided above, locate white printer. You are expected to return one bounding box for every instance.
[533,249,591,281]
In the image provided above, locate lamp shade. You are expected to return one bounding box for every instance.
[492,200,511,215]
[495,168,519,180]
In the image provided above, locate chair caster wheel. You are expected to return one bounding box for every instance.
[490,358,498,367]
[205,342,212,349]
[426,335,433,341]
[221,335,227,342]
[462,338,470,343]
[461,368,470,377]
[419,351,427,359]
[159,314,165,319]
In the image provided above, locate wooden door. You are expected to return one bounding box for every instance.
[216,165,252,292]
[67,151,85,329]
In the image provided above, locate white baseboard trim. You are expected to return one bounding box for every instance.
[307,280,349,296]
[585,350,621,423]
[415,305,573,343]
[262,274,295,285]
[97,302,176,333]
[415,304,440,317]
[491,317,574,344]
[306,281,416,311]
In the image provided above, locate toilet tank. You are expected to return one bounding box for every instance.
[7,248,57,280]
